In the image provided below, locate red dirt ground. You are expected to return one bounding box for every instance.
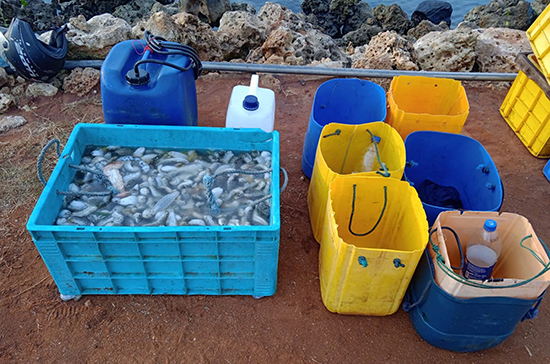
[0,74,549,363]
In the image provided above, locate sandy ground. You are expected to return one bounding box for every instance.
[0,73,549,363]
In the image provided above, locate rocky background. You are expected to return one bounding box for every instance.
[0,0,548,124]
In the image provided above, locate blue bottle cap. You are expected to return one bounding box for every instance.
[243,95,259,111]
[372,136,381,144]
[484,219,497,232]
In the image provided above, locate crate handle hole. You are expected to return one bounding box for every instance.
[223,227,232,230]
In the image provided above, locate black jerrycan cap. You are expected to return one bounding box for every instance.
[126,68,150,86]
[243,95,260,111]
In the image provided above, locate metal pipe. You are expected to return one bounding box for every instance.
[64,60,517,81]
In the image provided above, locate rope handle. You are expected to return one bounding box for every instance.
[365,129,390,177]
[37,139,61,186]
[402,280,431,312]
[522,291,545,321]
[348,184,387,237]
[429,225,550,289]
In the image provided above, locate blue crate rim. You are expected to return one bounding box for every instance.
[27,123,281,233]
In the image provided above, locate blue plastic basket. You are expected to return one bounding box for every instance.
[544,159,550,182]
[403,251,544,352]
[301,78,386,178]
[404,131,503,226]
[27,124,280,297]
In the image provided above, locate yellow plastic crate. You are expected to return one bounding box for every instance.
[527,5,550,85]
[386,76,470,140]
[307,122,405,243]
[500,70,550,158]
[319,176,428,316]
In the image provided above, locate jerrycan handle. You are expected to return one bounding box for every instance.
[248,74,259,96]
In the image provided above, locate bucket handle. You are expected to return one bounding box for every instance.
[402,279,431,312]
[348,184,387,237]
[521,291,546,321]
[429,226,550,290]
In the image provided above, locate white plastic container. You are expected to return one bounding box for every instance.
[225,75,276,132]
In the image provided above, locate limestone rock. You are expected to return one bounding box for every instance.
[217,11,267,60]
[373,4,411,35]
[463,0,533,31]
[340,18,383,47]
[414,28,478,72]
[411,1,453,27]
[151,2,181,15]
[67,14,133,60]
[407,20,449,41]
[133,11,181,41]
[26,83,59,98]
[113,0,161,25]
[353,31,418,70]
[0,0,64,32]
[0,93,14,114]
[173,12,224,61]
[231,3,256,13]
[301,0,374,38]
[255,3,349,65]
[0,68,8,88]
[261,27,295,60]
[60,1,132,24]
[178,0,231,25]
[475,28,532,73]
[0,115,27,133]
[63,68,101,96]
[134,11,223,62]
[532,0,550,17]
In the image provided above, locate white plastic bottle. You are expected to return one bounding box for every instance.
[463,219,502,281]
[225,74,276,132]
[355,136,381,173]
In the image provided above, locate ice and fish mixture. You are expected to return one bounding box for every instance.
[55,145,273,227]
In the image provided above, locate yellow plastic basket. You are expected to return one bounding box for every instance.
[500,70,550,158]
[319,176,428,316]
[307,122,405,243]
[527,5,550,85]
[386,75,469,140]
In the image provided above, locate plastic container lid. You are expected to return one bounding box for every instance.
[243,95,259,111]
[484,219,497,232]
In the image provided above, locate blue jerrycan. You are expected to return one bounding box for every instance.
[101,33,201,126]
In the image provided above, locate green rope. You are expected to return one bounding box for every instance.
[366,129,390,178]
[429,227,550,289]
[323,129,341,138]
[348,184,387,237]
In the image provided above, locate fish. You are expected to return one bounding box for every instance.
[102,161,125,195]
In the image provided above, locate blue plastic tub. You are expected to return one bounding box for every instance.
[403,251,545,352]
[544,159,550,182]
[301,78,386,178]
[101,40,198,126]
[404,131,503,226]
[27,124,280,297]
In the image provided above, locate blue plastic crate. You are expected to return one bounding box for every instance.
[27,124,280,297]
[544,159,550,182]
[403,251,544,352]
